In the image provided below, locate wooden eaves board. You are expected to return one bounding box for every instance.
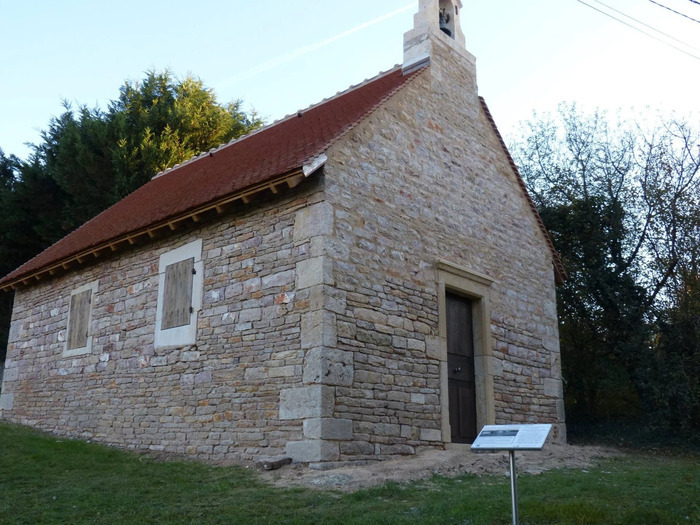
[0,169,306,292]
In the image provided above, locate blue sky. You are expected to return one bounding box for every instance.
[2,0,699,160]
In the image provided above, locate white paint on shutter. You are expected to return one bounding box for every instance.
[161,257,194,330]
[154,239,203,349]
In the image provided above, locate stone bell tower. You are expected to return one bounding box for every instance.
[403,0,471,72]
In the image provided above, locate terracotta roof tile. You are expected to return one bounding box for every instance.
[1,65,423,290]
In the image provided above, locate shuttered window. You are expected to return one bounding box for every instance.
[64,280,98,356]
[154,239,203,348]
[161,257,195,330]
[67,289,92,350]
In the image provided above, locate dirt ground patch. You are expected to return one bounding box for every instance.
[259,445,623,491]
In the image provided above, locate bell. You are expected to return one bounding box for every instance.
[439,10,452,37]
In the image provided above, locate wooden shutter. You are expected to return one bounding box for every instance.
[161,257,195,330]
[67,289,92,350]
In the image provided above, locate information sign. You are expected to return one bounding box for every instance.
[470,424,553,524]
[471,424,552,451]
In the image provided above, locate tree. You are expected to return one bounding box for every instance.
[29,71,263,234]
[0,70,263,362]
[34,104,113,232]
[0,150,20,361]
[108,71,262,199]
[650,269,700,433]
[510,105,700,436]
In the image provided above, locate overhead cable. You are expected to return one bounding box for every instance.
[575,0,700,61]
[588,0,699,43]
[648,0,700,24]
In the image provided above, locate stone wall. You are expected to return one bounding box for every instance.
[318,32,564,461]
[0,185,324,461]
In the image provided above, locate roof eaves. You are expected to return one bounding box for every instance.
[0,168,309,293]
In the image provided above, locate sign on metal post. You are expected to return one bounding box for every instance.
[471,424,552,525]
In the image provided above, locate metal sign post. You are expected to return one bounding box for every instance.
[471,424,552,525]
[508,450,519,525]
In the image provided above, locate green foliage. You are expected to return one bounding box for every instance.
[108,71,261,199]
[646,270,700,433]
[35,104,113,232]
[539,197,649,422]
[510,105,700,436]
[0,150,19,356]
[0,422,698,524]
[0,71,262,361]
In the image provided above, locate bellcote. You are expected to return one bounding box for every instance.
[403,0,470,73]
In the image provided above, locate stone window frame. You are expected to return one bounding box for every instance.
[154,239,203,349]
[63,280,99,357]
[435,259,496,444]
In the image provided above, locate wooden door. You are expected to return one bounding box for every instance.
[447,292,477,443]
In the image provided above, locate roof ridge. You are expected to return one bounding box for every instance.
[290,64,403,118]
[153,64,406,180]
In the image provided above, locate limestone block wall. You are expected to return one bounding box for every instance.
[321,36,564,460]
[0,186,324,461]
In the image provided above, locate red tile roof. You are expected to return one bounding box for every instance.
[0,62,565,291]
[0,65,423,290]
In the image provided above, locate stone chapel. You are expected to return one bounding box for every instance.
[0,0,566,466]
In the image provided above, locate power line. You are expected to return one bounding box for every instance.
[589,0,699,43]
[688,0,700,6]
[649,0,700,24]
[575,0,700,61]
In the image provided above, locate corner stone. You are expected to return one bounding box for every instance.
[303,418,353,440]
[296,257,333,290]
[303,347,353,386]
[286,440,340,463]
[0,392,14,410]
[293,202,334,243]
[279,385,335,420]
[544,378,563,398]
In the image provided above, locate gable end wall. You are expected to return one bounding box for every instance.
[321,39,564,461]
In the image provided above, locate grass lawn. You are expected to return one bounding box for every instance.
[0,422,698,524]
